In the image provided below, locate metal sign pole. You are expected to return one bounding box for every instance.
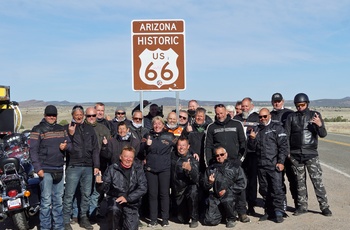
[140,91,144,126]
[176,91,179,117]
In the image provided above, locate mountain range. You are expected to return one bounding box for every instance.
[18,97,350,108]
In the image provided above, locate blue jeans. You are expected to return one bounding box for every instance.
[63,166,93,224]
[39,172,64,230]
[89,181,100,216]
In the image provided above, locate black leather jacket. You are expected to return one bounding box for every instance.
[248,121,288,169]
[203,159,246,197]
[65,123,100,168]
[181,121,208,172]
[98,161,147,204]
[171,151,199,196]
[270,108,293,127]
[143,129,176,173]
[284,108,327,159]
[100,133,140,165]
[205,115,246,166]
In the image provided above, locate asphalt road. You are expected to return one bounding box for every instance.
[2,133,350,230]
[318,133,350,177]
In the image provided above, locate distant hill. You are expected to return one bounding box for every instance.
[18,97,350,108]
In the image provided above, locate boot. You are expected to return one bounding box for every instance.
[80,216,94,230]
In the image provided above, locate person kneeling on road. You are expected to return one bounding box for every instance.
[202,146,247,228]
[97,146,147,230]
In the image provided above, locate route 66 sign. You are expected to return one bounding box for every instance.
[132,19,186,91]
[139,48,178,88]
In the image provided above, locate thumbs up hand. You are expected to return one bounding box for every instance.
[186,122,193,132]
[146,135,152,146]
[102,136,108,145]
[60,140,68,151]
[182,158,192,171]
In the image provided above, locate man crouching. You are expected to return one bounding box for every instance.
[203,146,247,228]
[97,146,147,230]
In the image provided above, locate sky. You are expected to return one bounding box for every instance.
[1,0,350,103]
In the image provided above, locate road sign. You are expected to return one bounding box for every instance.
[131,19,185,91]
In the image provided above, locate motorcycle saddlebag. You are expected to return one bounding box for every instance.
[27,178,41,206]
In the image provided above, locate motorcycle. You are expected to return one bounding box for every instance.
[0,132,40,230]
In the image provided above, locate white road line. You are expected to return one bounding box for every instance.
[321,162,350,179]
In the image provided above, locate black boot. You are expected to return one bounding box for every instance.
[80,216,93,230]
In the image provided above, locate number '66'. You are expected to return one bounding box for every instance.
[145,62,173,81]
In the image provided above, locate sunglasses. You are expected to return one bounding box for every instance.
[215,153,226,157]
[133,117,143,121]
[296,103,307,108]
[86,114,97,118]
[259,115,268,119]
[179,115,187,120]
[273,100,282,103]
[117,112,126,115]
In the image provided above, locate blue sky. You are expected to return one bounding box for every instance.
[1,0,350,103]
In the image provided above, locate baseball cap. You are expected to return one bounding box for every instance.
[271,93,283,102]
[44,105,58,115]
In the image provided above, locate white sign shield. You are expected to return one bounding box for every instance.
[139,48,179,88]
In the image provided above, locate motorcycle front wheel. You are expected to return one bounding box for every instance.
[11,210,29,230]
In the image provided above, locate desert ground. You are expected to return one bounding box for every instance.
[19,105,350,135]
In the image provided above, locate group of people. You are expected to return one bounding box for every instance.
[29,93,332,230]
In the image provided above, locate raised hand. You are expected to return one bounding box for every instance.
[59,140,68,151]
[186,122,193,132]
[146,135,152,146]
[68,122,76,135]
[250,129,257,139]
[102,136,108,145]
[311,113,322,127]
[208,173,215,184]
[182,158,192,171]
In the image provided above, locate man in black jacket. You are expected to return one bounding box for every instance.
[233,97,260,215]
[205,104,246,165]
[270,93,297,210]
[248,108,288,223]
[63,105,100,230]
[129,110,149,142]
[285,93,332,217]
[187,99,212,125]
[203,146,247,228]
[204,104,249,222]
[100,121,140,165]
[30,105,71,230]
[171,137,199,228]
[97,146,147,230]
[182,107,208,174]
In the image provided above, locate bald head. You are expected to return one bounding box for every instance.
[85,107,97,124]
[258,108,271,125]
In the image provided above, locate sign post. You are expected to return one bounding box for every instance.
[131,19,186,91]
